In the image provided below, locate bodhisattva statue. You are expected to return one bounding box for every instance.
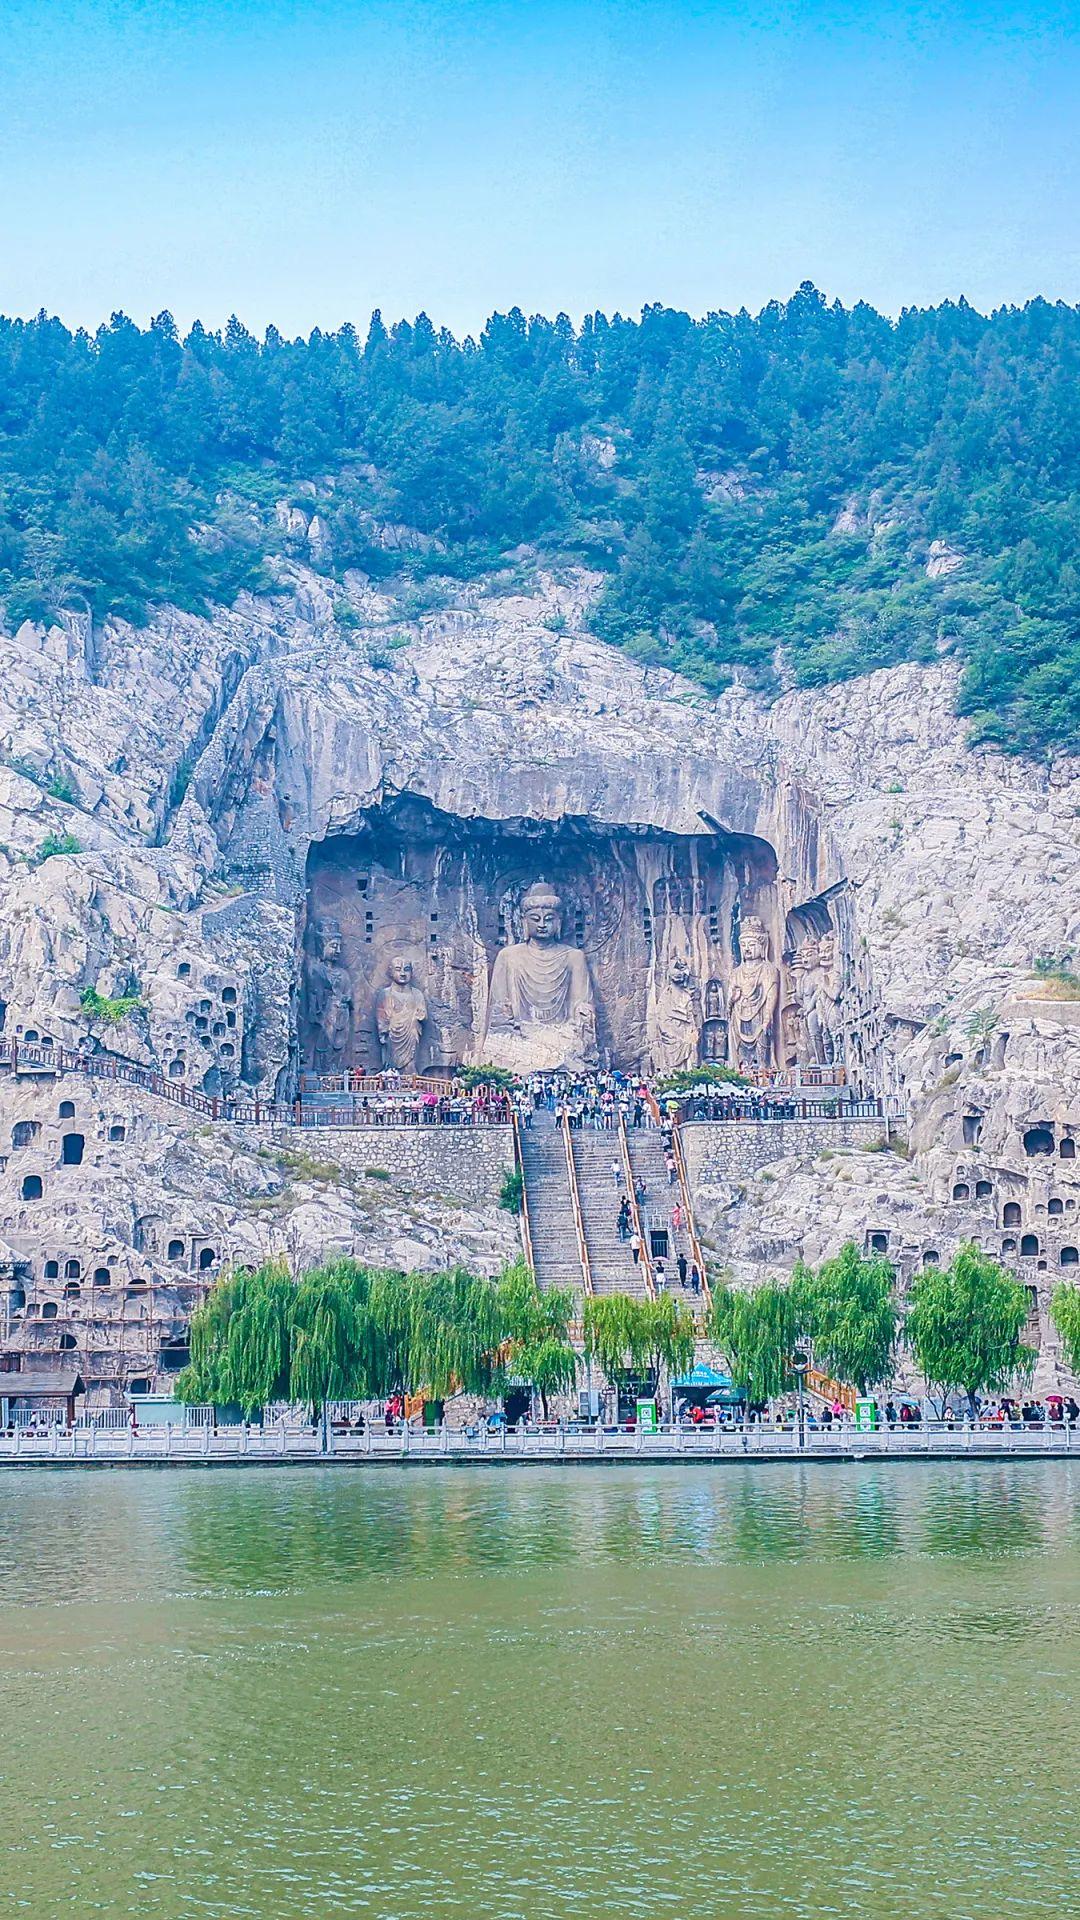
[727,915,780,1072]
[306,917,353,1073]
[374,955,428,1075]
[647,955,702,1078]
[809,929,844,1064]
[482,882,598,1073]
[781,937,819,1069]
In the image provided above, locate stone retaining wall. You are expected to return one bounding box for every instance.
[250,1123,516,1206]
[682,1117,888,1187]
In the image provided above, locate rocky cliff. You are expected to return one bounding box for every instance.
[1,556,1077,1393]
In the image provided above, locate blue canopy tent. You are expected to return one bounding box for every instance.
[672,1364,744,1409]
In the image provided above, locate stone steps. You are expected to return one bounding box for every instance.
[519,1127,587,1295]
[569,1127,645,1300]
[625,1126,700,1297]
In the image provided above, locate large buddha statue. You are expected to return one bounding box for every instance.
[727,916,780,1072]
[374,955,428,1074]
[647,955,702,1078]
[481,883,598,1072]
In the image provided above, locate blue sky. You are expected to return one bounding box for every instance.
[1,0,1078,334]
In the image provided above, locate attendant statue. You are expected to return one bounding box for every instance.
[481,883,598,1072]
[781,937,819,1069]
[809,929,844,1065]
[374,955,428,1075]
[306,917,352,1073]
[647,955,702,1078]
[727,916,780,1071]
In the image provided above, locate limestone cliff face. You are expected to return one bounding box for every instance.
[0,561,1077,1390]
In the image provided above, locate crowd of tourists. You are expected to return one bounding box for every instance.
[303,1075,514,1126]
[513,1069,655,1131]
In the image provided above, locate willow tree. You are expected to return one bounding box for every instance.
[1050,1281,1080,1370]
[405,1266,505,1400]
[496,1260,578,1416]
[583,1293,695,1389]
[176,1260,293,1416]
[795,1243,899,1392]
[906,1244,1035,1416]
[288,1259,370,1417]
[708,1281,797,1405]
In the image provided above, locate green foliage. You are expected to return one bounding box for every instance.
[795,1242,899,1391]
[1031,954,1080,1000]
[177,1260,293,1416]
[456,1064,518,1093]
[655,1064,746,1094]
[46,772,75,803]
[495,1260,577,1413]
[34,830,81,864]
[288,1260,373,1414]
[1049,1282,1080,1371]
[80,984,144,1024]
[583,1292,696,1383]
[965,1008,998,1039]
[708,1281,797,1403]
[4,292,1080,750]
[403,1265,506,1400]
[499,1166,524,1214]
[906,1243,1035,1413]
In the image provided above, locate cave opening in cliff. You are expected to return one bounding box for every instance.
[295,794,855,1083]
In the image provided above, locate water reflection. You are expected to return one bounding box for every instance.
[1,1464,1078,1919]
[1,1462,1079,1605]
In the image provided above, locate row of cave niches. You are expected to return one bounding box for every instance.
[10,963,244,1095]
[3,1094,220,1370]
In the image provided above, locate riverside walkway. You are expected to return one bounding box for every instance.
[2,1421,1079,1467]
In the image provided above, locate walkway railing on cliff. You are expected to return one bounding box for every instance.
[0,1038,891,1132]
[0,1041,512,1128]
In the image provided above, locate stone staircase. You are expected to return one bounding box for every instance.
[569,1128,649,1298]
[517,1119,589,1295]
[624,1124,699,1299]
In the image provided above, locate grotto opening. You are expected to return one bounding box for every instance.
[297,797,858,1081]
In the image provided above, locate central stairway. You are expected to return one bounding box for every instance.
[569,1128,649,1298]
[624,1122,700,1300]
[517,1117,590,1295]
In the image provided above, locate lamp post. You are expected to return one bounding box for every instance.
[792,1340,811,1453]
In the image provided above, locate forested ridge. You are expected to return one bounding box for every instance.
[2,282,1080,754]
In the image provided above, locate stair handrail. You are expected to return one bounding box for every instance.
[562,1119,594,1296]
[511,1112,536,1275]
[618,1114,656,1299]
[805,1367,857,1413]
[669,1118,712,1311]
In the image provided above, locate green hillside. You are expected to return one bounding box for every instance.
[3,283,1079,754]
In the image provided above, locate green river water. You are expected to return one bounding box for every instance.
[0,1462,1077,1918]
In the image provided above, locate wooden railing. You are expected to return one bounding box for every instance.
[511,1112,535,1276]
[561,1118,594,1296]
[805,1368,857,1413]
[618,1114,656,1299]
[669,1121,711,1310]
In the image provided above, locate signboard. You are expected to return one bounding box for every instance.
[636,1398,659,1432]
[854,1398,878,1432]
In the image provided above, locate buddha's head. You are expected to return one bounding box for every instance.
[668,955,692,988]
[387,955,413,987]
[739,917,768,963]
[520,883,563,945]
[315,917,343,962]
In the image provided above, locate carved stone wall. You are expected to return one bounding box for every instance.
[299,797,866,1079]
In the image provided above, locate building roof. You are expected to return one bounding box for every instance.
[0,1370,84,1400]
